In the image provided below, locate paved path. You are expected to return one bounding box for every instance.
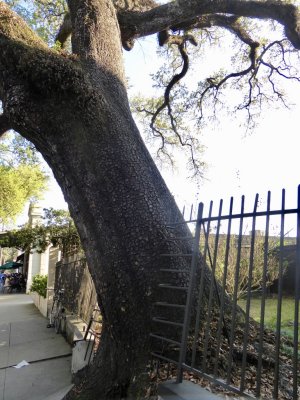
[0,294,231,400]
[0,293,73,400]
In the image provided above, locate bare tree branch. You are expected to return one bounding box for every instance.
[150,36,192,133]
[258,40,300,81]
[197,41,258,122]
[225,38,299,128]
[146,34,203,173]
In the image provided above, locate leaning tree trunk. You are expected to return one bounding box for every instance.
[3,0,300,397]
[0,1,209,398]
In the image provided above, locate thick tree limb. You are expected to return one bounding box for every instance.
[0,2,98,140]
[67,0,126,87]
[0,3,92,92]
[118,0,300,50]
[54,0,159,50]
[0,1,124,95]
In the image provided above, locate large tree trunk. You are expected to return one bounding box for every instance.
[3,0,292,397]
[41,71,192,399]
[39,58,192,399]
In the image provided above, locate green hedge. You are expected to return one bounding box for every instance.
[30,274,48,298]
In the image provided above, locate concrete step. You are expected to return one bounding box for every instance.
[158,380,228,400]
[43,384,74,400]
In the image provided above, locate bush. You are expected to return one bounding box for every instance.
[30,274,48,298]
[204,234,287,300]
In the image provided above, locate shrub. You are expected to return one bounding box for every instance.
[203,234,288,300]
[30,274,48,298]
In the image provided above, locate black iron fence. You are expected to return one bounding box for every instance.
[151,186,300,399]
[55,256,97,322]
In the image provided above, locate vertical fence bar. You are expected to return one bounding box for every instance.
[293,185,300,399]
[256,191,271,397]
[227,195,245,383]
[191,201,213,368]
[156,359,160,378]
[189,204,194,222]
[273,189,285,399]
[167,361,171,379]
[213,197,234,377]
[202,199,223,372]
[240,193,259,392]
[176,203,203,383]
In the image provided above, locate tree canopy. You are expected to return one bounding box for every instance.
[2,0,300,177]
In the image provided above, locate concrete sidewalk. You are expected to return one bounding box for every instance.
[0,294,231,400]
[0,293,73,400]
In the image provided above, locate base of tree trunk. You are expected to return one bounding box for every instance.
[64,327,156,400]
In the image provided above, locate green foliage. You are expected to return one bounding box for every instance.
[0,208,81,254]
[0,132,49,227]
[42,208,81,251]
[4,0,67,46]
[0,164,48,226]
[30,274,48,298]
[0,225,50,252]
[43,207,72,227]
[0,132,40,167]
[1,247,18,262]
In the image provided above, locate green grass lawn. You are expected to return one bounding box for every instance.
[238,297,299,340]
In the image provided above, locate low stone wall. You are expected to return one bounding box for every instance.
[54,255,97,323]
[30,291,48,317]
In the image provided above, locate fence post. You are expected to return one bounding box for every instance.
[176,202,203,383]
[293,185,300,399]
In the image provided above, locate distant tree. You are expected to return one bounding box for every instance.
[0,132,49,228]
[0,208,80,254]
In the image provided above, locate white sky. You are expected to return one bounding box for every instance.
[17,32,300,230]
[123,36,300,216]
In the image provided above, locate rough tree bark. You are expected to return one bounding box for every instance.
[1,0,300,398]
